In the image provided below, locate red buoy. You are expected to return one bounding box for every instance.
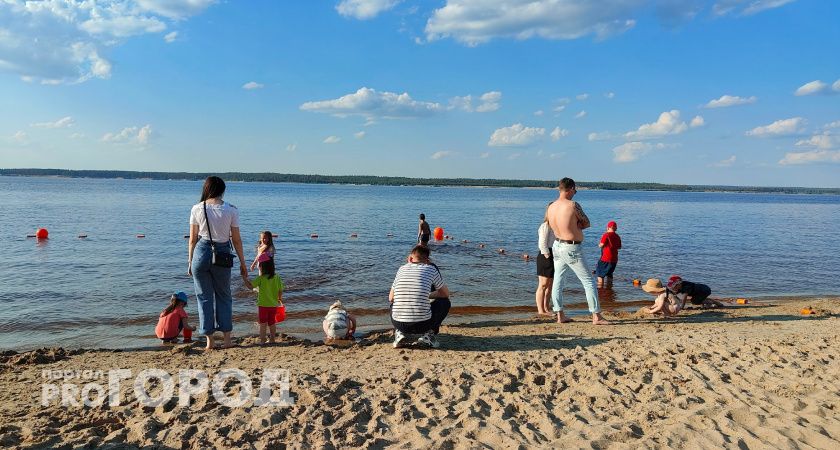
[36,228,49,239]
[433,227,444,241]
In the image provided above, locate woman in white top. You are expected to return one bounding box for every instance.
[536,202,555,315]
[187,176,247,351]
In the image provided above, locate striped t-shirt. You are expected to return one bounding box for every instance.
[391,263,445,323]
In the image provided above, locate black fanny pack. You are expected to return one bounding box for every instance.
[203,201,234,268]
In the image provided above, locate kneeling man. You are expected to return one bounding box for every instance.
[389,245,451,349]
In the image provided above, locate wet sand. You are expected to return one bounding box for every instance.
[1,298,838,449]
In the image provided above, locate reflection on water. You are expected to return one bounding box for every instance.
[2,176,839,350]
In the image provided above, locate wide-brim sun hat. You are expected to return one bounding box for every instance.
[642,278,666,293]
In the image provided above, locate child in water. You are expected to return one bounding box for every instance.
[323,300,357,341]
[250,230,276,271]
[155,292,194,344]
[243,254,285,344]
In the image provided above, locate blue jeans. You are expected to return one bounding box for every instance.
[191,239,233,335]
[551,241,601,314]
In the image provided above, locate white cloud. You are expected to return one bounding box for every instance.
[576,93,589,101]
[480,152,490,158]
[604,92,615,99]
[0,1,215,84]
[588,131,615,141]
[825,120,840,129]
[745,117,806,138]
[834,80,840,92]
[354,131,366,139]
[713,0,798,16]
[507,153,522,160]
[711,156,737,167]
[574,110,587,119]
[796,133,840,150]
[795,80,829,96]
[550,127,569,141]
[690,115,705,128]
[488,123,545,147]
[549,152,564,159]
[533,110,544,116]
[242,81,264,90]
[625,110,688,139]
[476,91,502,112]
[336,0,401,20]
[301,87,444,120]
[102,124,152,146]
[164,31,178,43]
[69,132,85,139]
[286,143,297,152]
[704,94,757,108]
[431,150,452,160]
[612,141,669,163]
[137,0,217,20]
[449,91,502,112]
[12,130,28,144]
[425,0,642,45]
[323,136,341,144]
[557,97,571,105]
[31,116,75,129]
[553,105,566,113]
[779,150,840,165]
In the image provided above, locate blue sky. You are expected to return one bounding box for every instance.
[1,0,839,187]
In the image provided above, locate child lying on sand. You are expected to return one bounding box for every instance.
[323,300,357,341]
[642,279,685,316]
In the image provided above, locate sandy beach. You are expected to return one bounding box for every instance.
[1,298,838,449]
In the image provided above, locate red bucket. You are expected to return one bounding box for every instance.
[275,305,286,323]
[183,328,193,342]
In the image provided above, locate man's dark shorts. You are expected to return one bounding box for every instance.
[595,260,617,278]
[537,252,554,278]
[419,233,430,244]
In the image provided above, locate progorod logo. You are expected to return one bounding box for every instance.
[41,368,294,408]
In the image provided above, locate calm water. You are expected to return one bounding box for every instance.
[2,176,839,350]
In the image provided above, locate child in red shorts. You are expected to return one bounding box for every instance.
[596,221,622,288]
[243,253,284,344]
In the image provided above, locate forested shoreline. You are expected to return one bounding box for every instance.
[1,168,838,194]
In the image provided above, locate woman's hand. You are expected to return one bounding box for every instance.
[187,261,192,277]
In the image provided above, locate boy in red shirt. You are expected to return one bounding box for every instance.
[596,221,622,288]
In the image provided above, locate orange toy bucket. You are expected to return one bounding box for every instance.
[275,305,286,323]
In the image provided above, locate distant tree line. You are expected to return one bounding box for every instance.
[1,168,838,195]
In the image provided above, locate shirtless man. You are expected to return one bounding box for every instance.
[418,213,431,246]
[547,177,609,325]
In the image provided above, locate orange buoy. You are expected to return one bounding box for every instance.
[522,253,530,260]
[736,298,749,305]
[136,234,145,238]
[800,307,815,315]
[497,248,505,254]
[433,227,444,241]
[633,279,641,286]
[35,228,49,239]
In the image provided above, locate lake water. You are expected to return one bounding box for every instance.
[2,176,839,350]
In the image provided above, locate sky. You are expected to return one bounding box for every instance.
[1,0,839,187]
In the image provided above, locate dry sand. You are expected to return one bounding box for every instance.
[1,298,839,449]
